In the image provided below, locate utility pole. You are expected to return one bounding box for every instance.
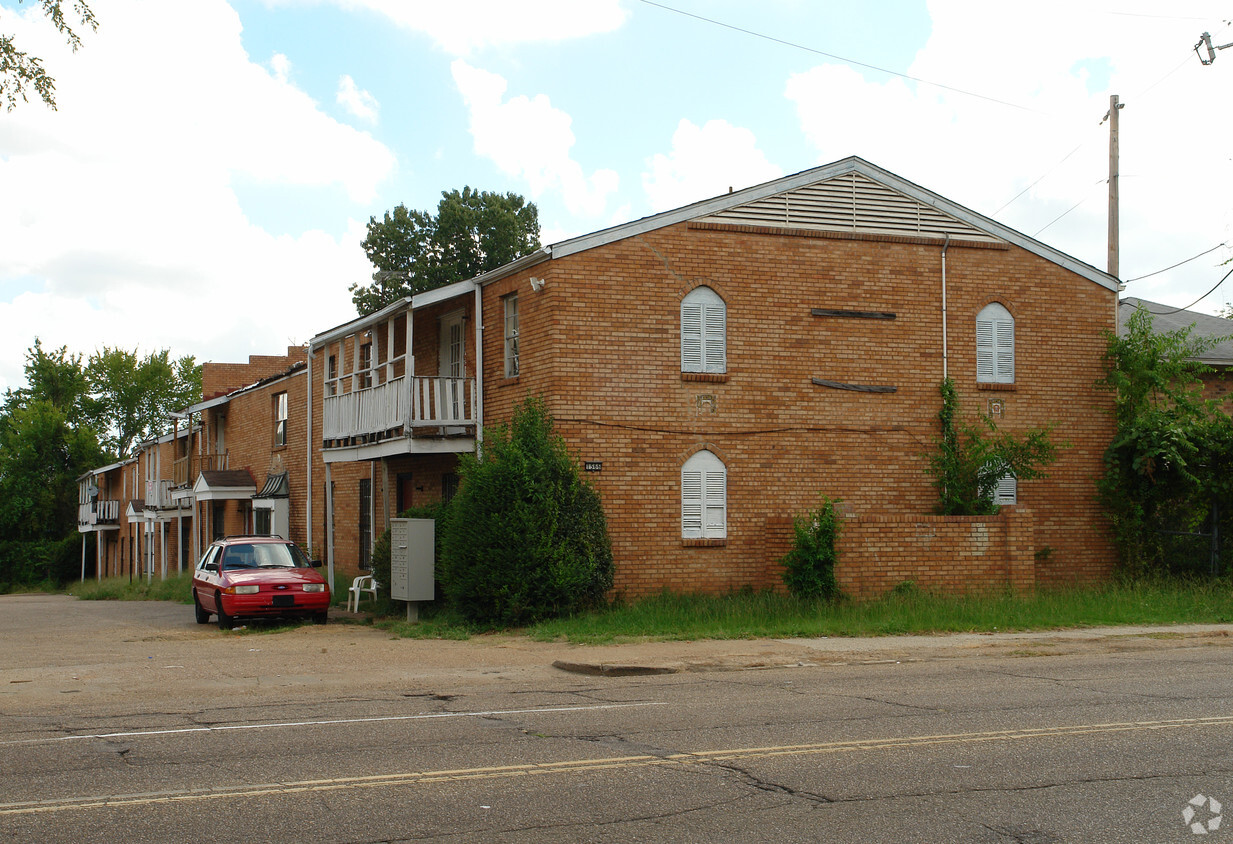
[1103,94,1124,329]
[1106,94,1123,280]
[1196,31,1233,65]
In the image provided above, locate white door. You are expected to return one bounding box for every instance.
[438,311,465,426]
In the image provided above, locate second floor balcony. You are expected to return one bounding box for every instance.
[173,452,229,488]
[78,499,120,530]
[323,375,476,446]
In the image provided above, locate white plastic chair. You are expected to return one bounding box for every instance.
[347,575,379,612]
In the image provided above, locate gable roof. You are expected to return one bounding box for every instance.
[472,156,1118,293]
[1119,297,1233,366]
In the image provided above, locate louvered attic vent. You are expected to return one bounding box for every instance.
[699,173,1000,243]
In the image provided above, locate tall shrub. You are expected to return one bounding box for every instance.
[781,497,842,600]
[439,398,613,626]
[1098,307,1231,575]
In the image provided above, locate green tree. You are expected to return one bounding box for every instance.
[439,398,612,626]
[0,341,104,574]
[926,378,1060,516]
[1,0,97,110]
[351,187,541,315]
[85,347,202,458]
[1098,306,1231,575]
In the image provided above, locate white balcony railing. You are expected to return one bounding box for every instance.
[78,499,120,528]
[323,375,475,442]
[145,479,175,509]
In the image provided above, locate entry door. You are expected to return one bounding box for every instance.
[438,311,465,427]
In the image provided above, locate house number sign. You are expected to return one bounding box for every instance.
[584,461,603,472]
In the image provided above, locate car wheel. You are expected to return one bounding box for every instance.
[312,611,328,625]
[216,594,233,630]
[193,593,210,625]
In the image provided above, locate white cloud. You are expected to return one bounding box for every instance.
[337,74,380,123]
[325,0,628,55]
[451,60,619,218]
[784,0,1233,305]
[270,53,293,84]
[0,0,393,392]
[642,119,782,213]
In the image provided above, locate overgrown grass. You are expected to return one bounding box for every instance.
[68,572,195,604]
[50,574,1233,645]
[521,578,1233,644]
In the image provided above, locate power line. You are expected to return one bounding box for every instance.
[632,0,1039,113]
[1125,242,1229,282]
[1139,265,1233,315]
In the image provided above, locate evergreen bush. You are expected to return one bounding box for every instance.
[439,397,613,626]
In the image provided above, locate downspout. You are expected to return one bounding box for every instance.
[941,233,951,380]
[306,346,314,556]
[474,283,485,458]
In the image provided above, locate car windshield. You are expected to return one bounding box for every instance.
[221,543,310,570]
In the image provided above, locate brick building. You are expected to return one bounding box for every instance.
[310,157,1120,596]
[83,158,1121,596]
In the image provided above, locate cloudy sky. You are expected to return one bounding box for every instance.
[1,0,1230,392]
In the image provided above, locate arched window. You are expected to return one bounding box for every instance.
[976,303,1014,383]
[681,286,726,374]
[682,450,726,539]
[993,473,1017,506]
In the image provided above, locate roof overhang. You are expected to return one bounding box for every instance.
[192,470,257,501]
[310,278,479,350]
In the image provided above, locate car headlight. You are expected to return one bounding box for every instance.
[302,583,325,593]
[226,584,260,595]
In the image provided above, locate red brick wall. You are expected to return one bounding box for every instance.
[832,509,1035,598]
[477,222,1116,596]
[202,347,307,399]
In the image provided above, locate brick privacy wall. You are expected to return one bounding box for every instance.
[831,509,1035,598]
[478,222,1116,597]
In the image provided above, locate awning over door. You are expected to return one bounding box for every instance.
[192,469,257,501]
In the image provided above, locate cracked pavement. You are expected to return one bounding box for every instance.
[4,594,1233,842]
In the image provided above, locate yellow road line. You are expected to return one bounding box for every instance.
[4,715,1233,817]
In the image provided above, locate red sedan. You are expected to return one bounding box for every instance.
[192,536,330,629]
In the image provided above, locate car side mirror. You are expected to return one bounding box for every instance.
[310,559,323,568]
[204,562,219,573]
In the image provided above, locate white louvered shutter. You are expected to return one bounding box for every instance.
[976,318,995,381]
[703,303,726,373]
[681,301,703,372]
[994,320,1014,382]
[682,287,726,374]
[976,303,1014,384]
[994,474,1017,506]
[682,450,727,539]
[682,470,703,538]
[703,469,726,535]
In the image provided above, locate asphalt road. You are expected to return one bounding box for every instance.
[2,595,1233,842]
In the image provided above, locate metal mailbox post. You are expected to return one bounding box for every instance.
[389,518,435,622]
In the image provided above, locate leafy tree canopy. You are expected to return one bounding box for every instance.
[84,346,202,458]
[0,339,201,555]
[1,0,97,110]
[1098,306,1233,575]
[351,187,541,316]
